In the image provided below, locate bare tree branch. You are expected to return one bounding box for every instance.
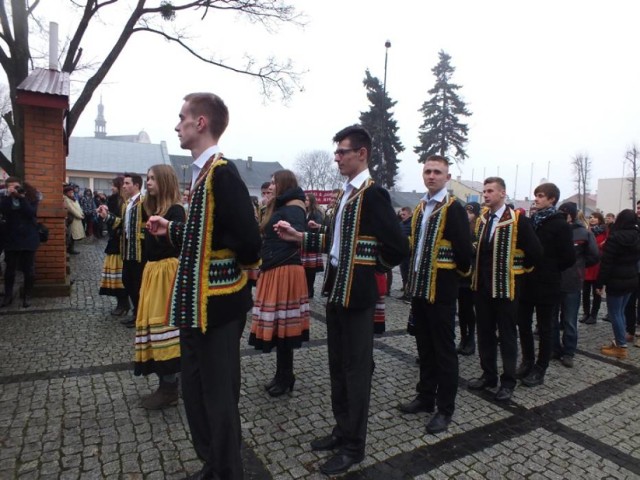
[295,151,342,190]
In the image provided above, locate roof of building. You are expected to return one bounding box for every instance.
[17,68,70,97]
[169,155,284,190]
[67,137,171,174]
[389,191,424,209]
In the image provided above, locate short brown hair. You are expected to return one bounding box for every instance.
[484,176,506,190]
[533,182,560,205]
[184,92,229,140]
[425,155,450,168]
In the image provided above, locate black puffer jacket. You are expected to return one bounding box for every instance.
[260,187,306,271]
[596,226,640,295]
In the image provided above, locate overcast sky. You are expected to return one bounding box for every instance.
[32,0,640,201]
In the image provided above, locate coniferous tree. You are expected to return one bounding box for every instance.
[415,50,472,166]
[359,70,404,188]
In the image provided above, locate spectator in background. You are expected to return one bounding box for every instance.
[582,212,607,324]
[623,200,640,343]
[80,188,96,237]
[1,177,40,308]
[457,201,480,355]
[398,206,413,301]
[64,184,85,254]
[605,212,616,227]
[302,192,324,299]
[596,209,640,359]
[554,203,598,368]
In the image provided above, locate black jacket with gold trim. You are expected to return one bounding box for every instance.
[105,194,145,263]
[407,196,472,304]
[302,178,409,309]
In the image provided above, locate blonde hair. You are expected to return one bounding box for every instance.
[143,164,181,217]
[576,210,589,228]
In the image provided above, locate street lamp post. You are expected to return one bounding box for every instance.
[380,40,391,183]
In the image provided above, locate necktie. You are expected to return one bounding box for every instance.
[484,214,496,247]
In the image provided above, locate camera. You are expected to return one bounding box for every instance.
[15,185,25,195]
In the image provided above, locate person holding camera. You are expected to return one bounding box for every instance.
[0,177,40,308]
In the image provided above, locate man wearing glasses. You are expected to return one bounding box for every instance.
[276,125,408,475]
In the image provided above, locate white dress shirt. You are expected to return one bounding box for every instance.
[413,187,448,271]
[191,145,221,188]
[329,169,371,267]
[487,204,506,242]
[125,192,140,239]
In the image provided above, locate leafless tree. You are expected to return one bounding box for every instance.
[294,150,342,190]
[572,153,591,212]
[0,0,304,178]
[626,144,640,208]
[0,84,13,148]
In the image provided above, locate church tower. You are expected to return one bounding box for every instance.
[95,95,107,138]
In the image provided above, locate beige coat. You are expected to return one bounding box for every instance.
[64,196,85,240]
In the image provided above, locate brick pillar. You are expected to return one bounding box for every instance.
[22,105,70,296]
[17,68,71,296]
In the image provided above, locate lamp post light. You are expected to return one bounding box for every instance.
[380,40,391,180]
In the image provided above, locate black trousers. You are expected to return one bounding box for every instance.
[180,317,246,480]
[413,298,458,416]
[518,301,555,371]
[4,250,35,297]
[457,286,476,342]
[582,280,601,316]
[474,292,519,389]
[304,268,317,298]
[122,259,144,316]
[326,303,375,457]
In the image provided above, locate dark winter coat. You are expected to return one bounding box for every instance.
[596,226,640,295]
[260,187,306,271]
[0,195,39,251]
[521,212,576,304]
[560,222,599,293]
[104,193,124,255]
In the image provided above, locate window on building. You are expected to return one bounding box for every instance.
[93,178,112,195]
[68,176,89,189]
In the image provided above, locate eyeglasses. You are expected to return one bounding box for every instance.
[334,147,360,157]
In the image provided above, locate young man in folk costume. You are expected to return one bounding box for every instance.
[147,93,261,480]
[98,173,146,328]
[397,155,473,434]
[468,177,542,402]
[275,125,409,475]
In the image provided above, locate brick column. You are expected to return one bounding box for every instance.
[17,68,71,296]
[22,105,69,295]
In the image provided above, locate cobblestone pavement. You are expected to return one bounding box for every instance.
[2,237,640,479]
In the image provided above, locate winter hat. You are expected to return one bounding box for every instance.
[558,201,578,220]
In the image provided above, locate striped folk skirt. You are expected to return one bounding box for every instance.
[99,254,126,296]
[249,264,310,352]
[134,257,181,376]
[300,251,324,272]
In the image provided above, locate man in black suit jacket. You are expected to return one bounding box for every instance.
[276,125,409,476]
[397,155,473,434]
[147,93,261,480]
[468,177,542,402]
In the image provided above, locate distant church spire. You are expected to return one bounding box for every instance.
[95,95,107,138]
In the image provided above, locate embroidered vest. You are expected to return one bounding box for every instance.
[407,196,458,302]
[168,155,248,332]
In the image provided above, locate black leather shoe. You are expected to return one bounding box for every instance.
[184,468,213,480]
[398,397,434,414]
[515,362,533,379]
[460,339,476,356]
[468,376,497,390]
[494,386,513,402]
[310,434,343,451]
[121,318,135,328]
[426,412,452,434]
[319,453,364,476]
[521,366,545,387]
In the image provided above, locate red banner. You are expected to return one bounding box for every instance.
[305,190,336,205]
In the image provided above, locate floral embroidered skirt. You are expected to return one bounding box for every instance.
[99,254,125,296]
[249,264,310,352]
[134,257,181,376]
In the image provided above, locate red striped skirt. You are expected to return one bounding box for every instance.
[249,264,310,352]
[300,251,324,271]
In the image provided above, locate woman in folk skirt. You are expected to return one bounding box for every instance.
[99,176,130,316]
[134,165,185,409]
[301,192,324,298]
[249,169,310,397]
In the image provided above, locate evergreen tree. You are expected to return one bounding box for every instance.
[415,50,472,165]
[359,70,404,188]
